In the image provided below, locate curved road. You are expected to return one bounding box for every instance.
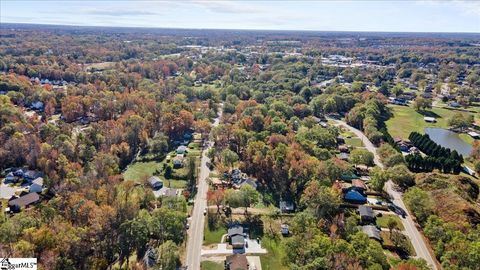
[331,118,438,270]
[185,104,222,270]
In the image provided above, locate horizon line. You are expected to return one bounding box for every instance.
[2,22,480,35]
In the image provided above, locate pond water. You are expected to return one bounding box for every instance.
[424,128,473,157]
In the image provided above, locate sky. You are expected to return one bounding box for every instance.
[1,0,479,33]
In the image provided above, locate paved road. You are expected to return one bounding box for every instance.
[185,104,223,270]
[331,119,438,270]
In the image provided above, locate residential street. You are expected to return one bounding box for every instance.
[331,119,438,270]
[185,104,223,270]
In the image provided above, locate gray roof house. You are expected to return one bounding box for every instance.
[228,225,245,249]
[362,225,382,242]
[29,177,44,193]
[359,205,375,224]
[8,193,40,210]
[148,176,163,190]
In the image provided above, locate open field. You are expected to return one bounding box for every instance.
[386,105,475,144]
[123,160,163,183]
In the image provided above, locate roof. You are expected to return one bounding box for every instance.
[362,225,381,241]
[352,179,367,190]
[228,225,244,237]
[279,200,294,211]
[148,176,162,186]
[8,193,40,208]
[32,177,43,186]
[226,254,248,270]
[344,190,367,204]
[424,117,436,122]
[358,205,374,218]
[230,235,245,247]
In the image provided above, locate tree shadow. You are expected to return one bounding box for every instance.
[417,110,441,118]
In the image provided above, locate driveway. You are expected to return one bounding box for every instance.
[185,104,223,269]
[331,118,438,270]
[201,239,267,256]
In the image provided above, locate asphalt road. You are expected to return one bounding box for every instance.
[185,104,222,270]
[331,119,438,270]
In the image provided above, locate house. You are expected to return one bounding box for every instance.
[228,225,245,249]
[5,172,16,183]
[362,225,382,242]
[339,152,349,161]
[30,101,44,111]
[173,155,184,168]
[336,136,345,145]
[449,101,461,108]
[158,187,179,197]
[344,190,367,204]
[355,165,370,175]
[176,145,187,155]
[279,200,295,213]
[468,131,480,139]
[351,179,367,192]
[29,177,43,193]
[358,205,375,224]
[233,178,258,190]
[340,172,360,181]
[338,145,350,153]
[424,117,436,123]
[225,254,249,270]
[13,169,24,177]
[148,176,163,190]
[8,193,40,212]
[280,224,289,236]
[23,170,43,182]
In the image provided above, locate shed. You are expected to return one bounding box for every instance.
[29,177,44,193]
[148,176,163,190]
[279,200,295,213]
[280,224,289,236]
[358,205,375,224]
[344,190,367,204]
[424,117,436,123]
[362,225,382,242]
[339,152,349,161]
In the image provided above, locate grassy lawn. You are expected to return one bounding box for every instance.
[380,231,416,256]
[123,160,163,183]
[386,105,475,144]
[163,179,188,189]
[376,215,405,231]
[201,261,224,270]
[260,236,288,270]
[345,137,364,147]
[204,216,227,245]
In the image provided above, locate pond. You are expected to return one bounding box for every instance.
[424,128,473,157]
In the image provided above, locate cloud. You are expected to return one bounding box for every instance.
[84,9,160,17]
[190,0,265,14]
[416,0,480,15]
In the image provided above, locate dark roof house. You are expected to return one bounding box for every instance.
[225,254,249,270]
[358,205,375,224]
[148,176,163,190]
[228,225,245,249]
